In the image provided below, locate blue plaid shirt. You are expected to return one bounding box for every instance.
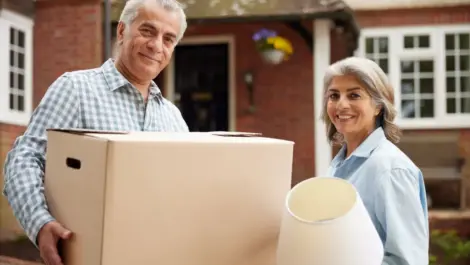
[3,59,189,245]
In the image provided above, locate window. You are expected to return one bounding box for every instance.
[0,10,33,126]
[10,27,26,112]
[357,25,470,129]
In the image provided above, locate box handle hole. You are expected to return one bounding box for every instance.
[66,157,81,170]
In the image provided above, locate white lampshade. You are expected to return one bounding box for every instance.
[276,177,384,265]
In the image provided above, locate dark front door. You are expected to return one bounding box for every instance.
[173,43,229,132]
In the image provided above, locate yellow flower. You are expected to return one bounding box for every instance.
[267,36,294,55]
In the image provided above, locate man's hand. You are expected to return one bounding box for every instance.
[37,221,73,265]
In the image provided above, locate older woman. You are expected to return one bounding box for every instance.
[322,57,429,265]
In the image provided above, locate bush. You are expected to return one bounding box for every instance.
[430,229,470,265]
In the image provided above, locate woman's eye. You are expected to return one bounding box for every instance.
[329,94,339,100]
[350,93,360,99]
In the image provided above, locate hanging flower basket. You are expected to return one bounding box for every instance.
[260,49,285,65]
[252,28,294,65]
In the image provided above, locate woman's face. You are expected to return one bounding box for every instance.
[326,75,380,142]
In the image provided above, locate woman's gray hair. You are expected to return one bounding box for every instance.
[321,56,402,145]
[119,0,187,42]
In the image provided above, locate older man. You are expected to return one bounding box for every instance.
[2,0,188,264]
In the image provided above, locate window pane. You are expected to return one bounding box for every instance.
[420,78,434,93]
[401,79,415,94]
[18,31,25,48]
[419,60,433,73]
[401,100,415,118]
[9,93,15,110]
[378,59,388,73]
[365,38,374,53]
[18,53,24,69]
[401,60,414,73]
[404,36,414,48]
[462,77,470,93]
[447,77,456,92]
[418,35,430,48]
[460,55,469,71]
[18,74,24,90]
[447,98,456,114]
[10,50,15,67]
[446,34,455,50]
[9,71,15,88]
[420,99,434,117]
[446,56,455,71]
[17,95,24,112]
[9,28,15,45]
[460,33,469,50]
[378,37,388,53]
[461,98,470,113]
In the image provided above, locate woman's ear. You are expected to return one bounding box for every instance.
[375,107,382,116]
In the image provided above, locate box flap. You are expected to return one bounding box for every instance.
[46,128,129,135]
[208,131,262,137]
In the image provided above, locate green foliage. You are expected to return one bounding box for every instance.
[430,229,470,265]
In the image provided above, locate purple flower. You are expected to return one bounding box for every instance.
[252,28,277,41]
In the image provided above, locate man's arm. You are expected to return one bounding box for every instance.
[167,100,189,132]
[375,168,429,265]
[2,73,80,245]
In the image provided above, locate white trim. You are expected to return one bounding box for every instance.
[314,19,332,177]
[0,9,33,126]
[164,35,236,131]
[357,24,470,130]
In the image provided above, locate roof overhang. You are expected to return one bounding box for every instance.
[110,0,360,54]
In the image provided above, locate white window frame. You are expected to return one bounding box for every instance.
[356,24,470,130]
[0,9,33,126]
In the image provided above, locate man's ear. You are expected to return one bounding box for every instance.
[116,21,126,45]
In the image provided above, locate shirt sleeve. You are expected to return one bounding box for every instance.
[168,101,189,132]
[375,168,429,265]
[2,73,80,246]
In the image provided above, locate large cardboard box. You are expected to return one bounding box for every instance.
[44,129,294,265]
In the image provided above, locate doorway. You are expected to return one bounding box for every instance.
[169,43,230,132]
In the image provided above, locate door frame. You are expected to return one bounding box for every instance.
[164,35,236,131]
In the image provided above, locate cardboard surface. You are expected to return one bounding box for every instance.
[44,130,294,265]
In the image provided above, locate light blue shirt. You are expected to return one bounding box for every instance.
[328,127,429,265]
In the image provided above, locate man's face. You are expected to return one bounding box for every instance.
[117,2,180,81]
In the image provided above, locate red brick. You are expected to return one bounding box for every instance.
[33,0,103,108]
[184,20,350,184]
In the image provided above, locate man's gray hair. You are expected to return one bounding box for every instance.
[119,0,187,42]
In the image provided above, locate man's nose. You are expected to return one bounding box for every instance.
[147,36,163,52]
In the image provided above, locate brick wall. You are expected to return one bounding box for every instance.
[0,0,103,238]
[355,5,470,27]
[182,20,350,185]
[33,0,103,107]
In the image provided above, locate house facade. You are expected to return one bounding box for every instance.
[0,0,35,240]
[348,0,470,211]
[0,0,358,239]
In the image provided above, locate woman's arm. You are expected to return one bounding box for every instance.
[374,168,429,265]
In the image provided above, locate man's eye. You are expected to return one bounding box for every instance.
[141,29,152,35]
